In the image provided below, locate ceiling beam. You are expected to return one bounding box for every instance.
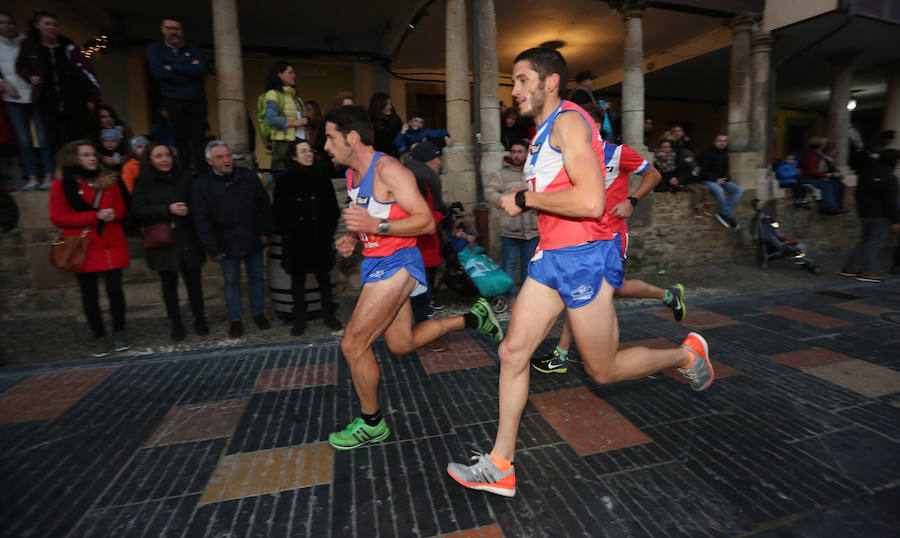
[651,0,763,18]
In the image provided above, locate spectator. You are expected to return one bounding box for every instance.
[485,140,537,295]
[775,153,811,209]
[48,140,130,357]
[93,104,133,144]
[676,149,712,218]
[16,11,100,157]
[98,128,124,171]
[272,139,342,336]
[405,141,445,310]
[595,99,616,141]
[192,141,273,338]
[664,123,690,157]
[131,142,208,340]
[653,140,678,192]
[147,16,207,174]
[120,135,148,194]
[698,134,743,229]
[393,112,451,156]
[799,137,844,215]
[149,105,176,147]
[332,91,353,111]
[569,70,596,106]
[500,107,529,150]
[304,100,324,152]
[644,116,653,148]
[261,61,307,169]
[821,141,848,212]
[369,91,402,156]
[840,149,900,283]
[0,9,53,190]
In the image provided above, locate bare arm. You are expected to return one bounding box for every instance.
[609,166,661,219]
[503,113,604,218]
[342,158,435,236]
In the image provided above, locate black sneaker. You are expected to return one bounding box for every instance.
[171,323,185,342]
[839,267,860,277]
[530,349,568,374]
[665,283,686,322]
[727,216,740,230]
[290,321,306,337]
[323,315,343,331]
[253,315,271,330]
[228,321,243,338]
[714,212,730,228]
[194,320,209,336]
[430,299,445,311]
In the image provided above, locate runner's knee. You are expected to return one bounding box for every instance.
[340,333,366,361]
[584,360,617,384]
[498,339,530,370]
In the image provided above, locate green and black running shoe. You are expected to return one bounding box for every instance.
[531,348,568,374]
[328,417,390,450]
[470,297,503,342]
[665,283,686,322]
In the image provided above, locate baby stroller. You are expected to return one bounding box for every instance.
[438,201,514,314]
[749,198,822,274]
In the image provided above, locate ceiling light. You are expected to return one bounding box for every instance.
[846,99,857,111]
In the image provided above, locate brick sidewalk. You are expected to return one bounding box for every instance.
[1,280,898,537]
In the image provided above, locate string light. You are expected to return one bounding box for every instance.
[82,34,110,59]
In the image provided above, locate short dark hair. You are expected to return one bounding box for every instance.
[501,107,518,122]
[407,111,424,122]
[510,140,528,151]
[325,105,374,146]
[582,103,605,126]
[160,16,182,25]
[514,47,568,98]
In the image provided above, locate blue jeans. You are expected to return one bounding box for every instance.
[501,236,539,293]
[799,178,844,210]
[702,180,743,219]
[220,251,265,322]
[4,102,53,179]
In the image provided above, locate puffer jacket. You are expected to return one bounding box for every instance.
[48,174,130,273]
[485,161,538,240]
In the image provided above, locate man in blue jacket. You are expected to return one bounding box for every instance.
[192,141,273,338]
[147,17,207,174]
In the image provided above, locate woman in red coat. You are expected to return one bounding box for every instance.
[48,140,131,357]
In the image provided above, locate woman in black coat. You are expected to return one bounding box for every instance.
[130,142,208,341]
[273,140,342,336]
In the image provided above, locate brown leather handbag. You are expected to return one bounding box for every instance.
[50,228,91,272]
[141,221,174,248]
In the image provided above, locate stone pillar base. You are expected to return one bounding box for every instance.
[729,152,766,191]
[441,143,476,209]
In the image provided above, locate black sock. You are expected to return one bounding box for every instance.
[361,410,382,427]
[463,312,478,329]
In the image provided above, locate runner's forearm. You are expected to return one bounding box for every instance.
[522,187,604,218]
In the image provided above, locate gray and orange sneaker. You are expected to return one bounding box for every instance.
[447,452,516,497]
[678,332,714,391]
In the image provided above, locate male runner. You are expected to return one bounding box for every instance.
[324,106,503,450]
[446,49,713,497]
[532,105,686,374]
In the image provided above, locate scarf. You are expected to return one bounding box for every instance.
[63,166,105,234]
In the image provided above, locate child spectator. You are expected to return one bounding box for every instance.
[98,128,124,171]
[393,112,452,156]
[653,140,678,192]
[677,149,713,218]
[775,154,811,209]
[120,135,148,194]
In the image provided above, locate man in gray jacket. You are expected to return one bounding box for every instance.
[485,141,538,295]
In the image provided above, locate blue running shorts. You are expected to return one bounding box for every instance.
[360,247,428,296]
[528,240,623,308]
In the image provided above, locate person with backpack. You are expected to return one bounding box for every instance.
[258,61,306,171]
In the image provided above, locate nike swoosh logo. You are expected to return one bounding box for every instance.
[548,360,565,369]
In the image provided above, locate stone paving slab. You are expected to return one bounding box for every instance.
[0,279,898,537]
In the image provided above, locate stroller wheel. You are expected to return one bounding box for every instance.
[491,295,509,314]
[809,265,823,275]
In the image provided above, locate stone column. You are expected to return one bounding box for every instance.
[443,0,476,208]
[826,49,861,168]
[211,0,253,167]
[882,66,900,150]
[478,0,503,194]
[727,14,754,152]
[750,32,773,168]
[620,1,648,154]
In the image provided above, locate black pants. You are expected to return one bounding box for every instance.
[291,270,334,324]
[41,107,89,157]
[165,97,207,174]
[76,269,125,339]
[159,266,206,326]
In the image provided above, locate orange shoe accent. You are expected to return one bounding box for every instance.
[447,468,516,492]
[682,333,708,363]
[490,452,513,472]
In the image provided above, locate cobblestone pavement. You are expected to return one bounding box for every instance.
[0,278,898,537]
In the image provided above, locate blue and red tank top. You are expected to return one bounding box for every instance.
[526,100,612,253]
[346,152,416,257]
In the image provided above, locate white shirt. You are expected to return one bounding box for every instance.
[0,34,32,104]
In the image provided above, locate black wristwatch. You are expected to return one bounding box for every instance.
[377,219,390,234]
[515,190,528,210]
[628,196,639,206]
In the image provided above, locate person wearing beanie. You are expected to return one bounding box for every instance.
[405,140,444,313]
[99,127,124,171]
[392,112,451,156]
[121,135,149,193]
